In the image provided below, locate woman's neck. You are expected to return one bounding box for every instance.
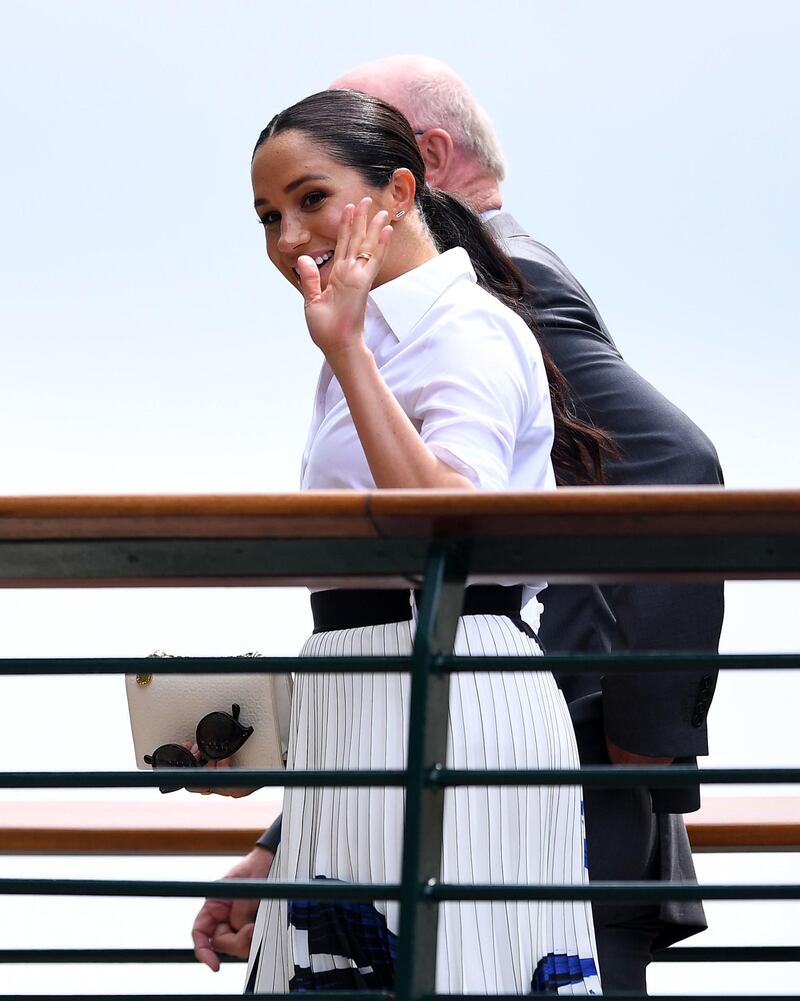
[373,225,438,288]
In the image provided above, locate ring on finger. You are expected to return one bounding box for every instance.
[355,252,373,261]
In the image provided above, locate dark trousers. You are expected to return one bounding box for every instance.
[578,721,661,994]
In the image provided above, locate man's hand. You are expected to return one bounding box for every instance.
[605,736,674,766]
[191,845,274,971]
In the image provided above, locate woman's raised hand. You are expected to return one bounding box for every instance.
[296,197,393,365]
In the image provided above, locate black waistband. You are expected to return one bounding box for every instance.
[311,585,525,634]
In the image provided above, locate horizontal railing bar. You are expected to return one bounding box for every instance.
[439,653,800,673]
[3,877,800,902]
[427,766,800,787]
[4,532,800,584]
[0,948,244,964]
[0,992,799,1001]
[15,992,782,1001]
[9,995,389,1001]
[653,945,800,962]
[4,944,799,965]
[0,770,408,788]
[420,996,800,1001]
[1,653,798,675]
[4,536,800,581]
[424,881,800,902]
[0,877,398,899]
[3,766,800,789]
[0,656,413,676]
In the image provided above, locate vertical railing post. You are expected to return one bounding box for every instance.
[395,542,467,1001]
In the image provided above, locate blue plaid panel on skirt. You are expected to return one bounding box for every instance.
[533,953,600,993]
[287,876,398,990]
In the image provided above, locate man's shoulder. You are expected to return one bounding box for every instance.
[488,211,615,344]
[488,212,722,486]
[489,212,573,277]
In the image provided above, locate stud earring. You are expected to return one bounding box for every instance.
[395,210,406,219]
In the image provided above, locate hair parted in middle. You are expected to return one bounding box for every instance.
[254,89,616,484]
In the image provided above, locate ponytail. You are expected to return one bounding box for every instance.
[417,185,617,485]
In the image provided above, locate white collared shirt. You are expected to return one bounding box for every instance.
[301,247,555,495]
[299,248,554,607]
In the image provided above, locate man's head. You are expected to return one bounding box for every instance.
[329,55,505,211]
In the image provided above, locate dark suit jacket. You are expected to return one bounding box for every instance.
[489,211,723,945]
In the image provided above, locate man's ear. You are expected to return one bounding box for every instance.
[416,128,454,188]
[389,167,416,217]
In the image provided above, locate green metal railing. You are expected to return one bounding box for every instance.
[2,491,800,999]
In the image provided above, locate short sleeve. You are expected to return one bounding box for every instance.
[412,308,538,489]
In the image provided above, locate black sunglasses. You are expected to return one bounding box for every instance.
[144,703,254,793]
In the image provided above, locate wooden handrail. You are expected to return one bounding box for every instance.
[0,799,280,855]
[1,797,798,855]
[1,488,799,539]
[687,797,800,851]
[2,489,799,587]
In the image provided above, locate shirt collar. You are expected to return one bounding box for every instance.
[367,247,477,341]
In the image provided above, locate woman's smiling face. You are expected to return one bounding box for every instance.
[252,129,394,291]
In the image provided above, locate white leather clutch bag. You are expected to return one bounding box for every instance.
[126,652,292,771]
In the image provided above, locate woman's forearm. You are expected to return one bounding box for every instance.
[328,342,475,490]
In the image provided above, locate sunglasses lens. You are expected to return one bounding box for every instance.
[150,744,197,769]
[197,712,252,760]
[145,743,197,794]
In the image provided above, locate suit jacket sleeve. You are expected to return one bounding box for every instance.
[256,815,282,854]
[506,231,723,759]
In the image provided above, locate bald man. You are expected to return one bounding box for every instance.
[193,56,723,993]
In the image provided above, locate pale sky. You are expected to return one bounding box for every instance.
[1,0,799,993]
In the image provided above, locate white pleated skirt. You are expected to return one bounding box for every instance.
[246,613,601,995]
